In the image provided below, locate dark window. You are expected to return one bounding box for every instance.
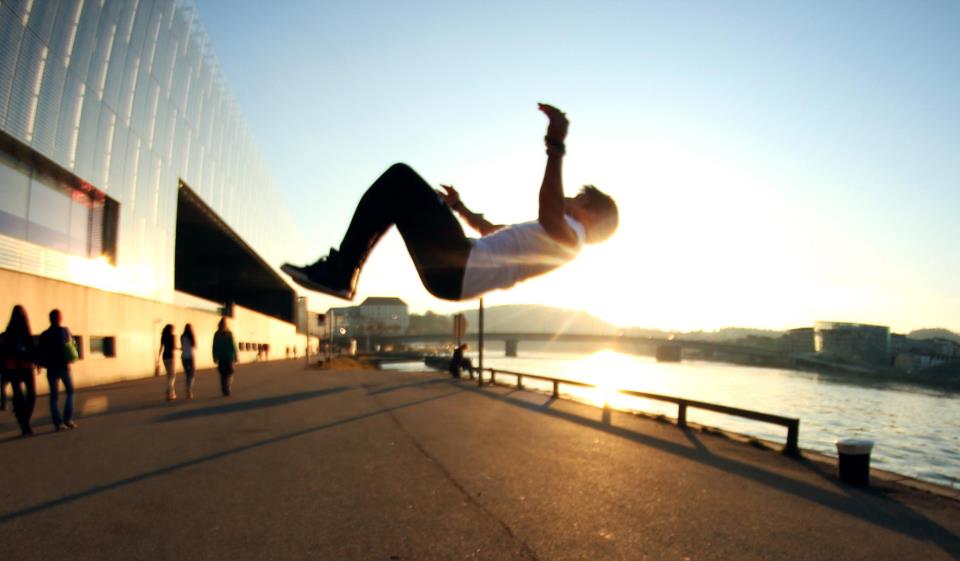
[0,131,119,260]
[27,173,72,252]
[0,150,31,239]
[90,336,116,358]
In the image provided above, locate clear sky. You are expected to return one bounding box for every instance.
[194,0,959,333]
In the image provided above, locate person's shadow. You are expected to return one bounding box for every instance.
[152,386,353,422]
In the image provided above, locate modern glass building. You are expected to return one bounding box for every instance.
[1,0,315,386]
[814,321,891,367]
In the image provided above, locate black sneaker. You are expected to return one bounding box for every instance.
[281,249,357,300]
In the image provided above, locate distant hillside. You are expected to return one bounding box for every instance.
[681,327,785,342]
[459,305,618,335]
[908,328,960,344]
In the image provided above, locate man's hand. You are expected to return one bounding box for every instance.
[438,184,503,236]
[436,184,461,208]
[538,103,569,143]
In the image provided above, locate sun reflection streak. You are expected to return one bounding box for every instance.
[545,308,583,348]
[565,350,641,409]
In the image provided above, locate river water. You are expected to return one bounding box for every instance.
[383,348,959,488]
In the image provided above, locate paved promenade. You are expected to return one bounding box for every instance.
[1,360,958,561]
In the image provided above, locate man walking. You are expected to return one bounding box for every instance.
[39,309,78,431]
[212,318,238,396]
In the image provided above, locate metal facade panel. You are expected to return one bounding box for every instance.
[54,70,84,167]
[7,26,47,143]
[129,0,152,54]
[91,105,115,189]
[117,49,139,128]
[101,24,127,113]
[3,0,32,23]
[74,79,100,179]
[89,16,116,102]
[32,58,65,156]
[25,0,59,45]
[0,6,25,129]
[106,116,128,193]
[70,0,101,82]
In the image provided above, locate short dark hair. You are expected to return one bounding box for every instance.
[580,185,618,243]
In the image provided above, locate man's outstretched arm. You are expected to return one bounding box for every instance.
[537,103,578,247]
[437,184,503,236]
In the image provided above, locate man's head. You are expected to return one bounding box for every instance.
[49,309,62,326]
[565,185,618,244]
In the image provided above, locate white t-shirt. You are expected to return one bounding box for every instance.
[460,215,585,299]
[180,334,194,360]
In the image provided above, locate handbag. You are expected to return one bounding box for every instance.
[64,340,79,364]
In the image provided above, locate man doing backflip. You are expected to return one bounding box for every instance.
[281,103,618,300]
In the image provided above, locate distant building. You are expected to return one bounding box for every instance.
[327,297,409,335]
[358,297,410,333]
[327,306,362,333]
[814,322,890,366]
[781,327,815,354]
[890,334,960,373]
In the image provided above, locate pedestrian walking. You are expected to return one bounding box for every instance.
[212,318,238,396]
[0,305,39,437]
[159,324,177,401]
[39,309,78,431]
[180,324,197,399]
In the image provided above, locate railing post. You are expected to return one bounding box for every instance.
[491,369,496,385]
[517,375,523,389]
[477,367,483,387]
[552,380,559,398]
[784,420,800,456]
[678,401,687,428]
[478,298,484,372]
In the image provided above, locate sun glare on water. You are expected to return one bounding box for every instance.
[564,350,645,409]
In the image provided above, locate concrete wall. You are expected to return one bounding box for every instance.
[1,268,315,393]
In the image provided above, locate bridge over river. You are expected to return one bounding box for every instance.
[367,332,785,363]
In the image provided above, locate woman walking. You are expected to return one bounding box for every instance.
[180,324,197,399]
[158,324,177,401]
[0,305,39,436]
[212,318,238,396]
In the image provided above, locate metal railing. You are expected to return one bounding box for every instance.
[466,366,800,456]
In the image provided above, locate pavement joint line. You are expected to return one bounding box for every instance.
[0,387,464,524]
[365,382,543,561]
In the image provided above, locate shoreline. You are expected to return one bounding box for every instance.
[509,373,960,501]
[399,359,959,500]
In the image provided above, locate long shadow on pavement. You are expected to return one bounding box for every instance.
[0,388,464,525]
[364,377,452,396]
[459,381,960,559]
[152,386,353,422]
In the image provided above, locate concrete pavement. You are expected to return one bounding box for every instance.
[1,360,958,560]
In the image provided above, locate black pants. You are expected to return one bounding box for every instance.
[340,163,472,300]
[217,362,234,396]
[8,369,36,434]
